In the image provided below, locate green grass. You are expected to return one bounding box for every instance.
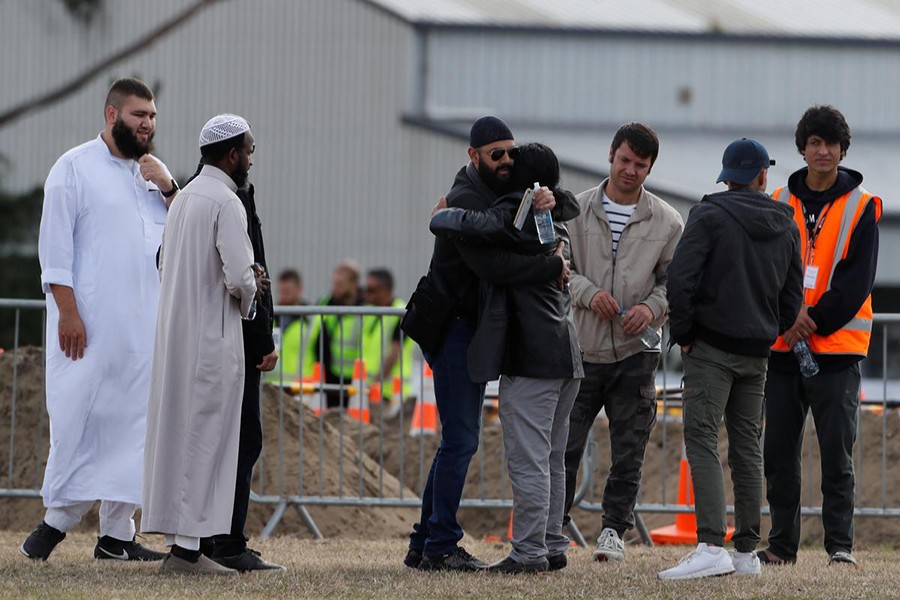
[1,532,896,599]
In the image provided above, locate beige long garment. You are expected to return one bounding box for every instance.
[142,165,257,539]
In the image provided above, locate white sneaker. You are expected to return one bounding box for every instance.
[658,543,735,580]
[731,550,761,576]
[592,528,625,562]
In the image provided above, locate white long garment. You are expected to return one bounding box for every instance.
[38,135,169,507]
[142,165,256,539]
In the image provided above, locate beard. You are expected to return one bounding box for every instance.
[111,117,154,159]
[476,161,515,195]
[231,162,250,189]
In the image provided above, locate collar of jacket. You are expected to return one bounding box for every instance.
[589,178,653,225]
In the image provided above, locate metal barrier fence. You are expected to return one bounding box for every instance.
[1,298,898,545]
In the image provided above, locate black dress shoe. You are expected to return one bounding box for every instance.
[547,553,567,571]
[418,546,488,572]
[486,555,549,574]
[404,548,423,569]
[211,548,286,572]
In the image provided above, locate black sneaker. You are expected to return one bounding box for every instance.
[211,548,286,572]
[486,555,549,574]
[418,546,488,572]
[547,553,567,571]
[404,548,423,569]
[94,536,167,561]
[20,522,65,560]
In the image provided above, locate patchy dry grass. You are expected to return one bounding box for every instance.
[0,532,896,599]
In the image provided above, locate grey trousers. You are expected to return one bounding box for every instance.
[498,375,580,565]
[682,339,767,552]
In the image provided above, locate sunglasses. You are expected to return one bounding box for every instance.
[483,146,519,161]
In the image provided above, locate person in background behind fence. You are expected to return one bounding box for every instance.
[660,138,802,580]
[363,268,415,418]
[562,123,683,563]
[760,106,881,569]
[277,268,307,330]
[22,77,175,563]
[142,114,263,576]
[304,260,365,407]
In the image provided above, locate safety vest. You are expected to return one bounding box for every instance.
[771,185,882,356]
[298,306,363,379]
[362,298,416,399]
[267,317,309,383]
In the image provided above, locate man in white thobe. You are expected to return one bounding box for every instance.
[142,114,260,576]
[23,78,176,562]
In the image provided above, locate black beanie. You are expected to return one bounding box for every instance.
[469,116,513,148]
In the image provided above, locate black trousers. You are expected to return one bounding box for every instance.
[201,354,264,557]
[763,363,860,559]
[562,352,659,536]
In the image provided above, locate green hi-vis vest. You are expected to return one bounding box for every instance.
[362,298,416,399]
[304,309,364,379]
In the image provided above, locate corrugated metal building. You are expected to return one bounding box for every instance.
[1,0,898,302]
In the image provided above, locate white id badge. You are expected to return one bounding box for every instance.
[803,265,819,290]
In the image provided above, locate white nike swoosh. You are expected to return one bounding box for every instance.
[98,546,129,560]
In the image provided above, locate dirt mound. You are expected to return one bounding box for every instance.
[0,347,419,538]
[1,346,898,548]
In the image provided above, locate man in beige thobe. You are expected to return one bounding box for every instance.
[143,114,261,575]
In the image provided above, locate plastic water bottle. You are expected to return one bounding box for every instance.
[618,307,661,349]
[793,339,819,377]
[532,182,555,244]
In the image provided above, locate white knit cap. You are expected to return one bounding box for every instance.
[199,114,250,148]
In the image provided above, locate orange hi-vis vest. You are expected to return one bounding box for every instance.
[771,184,882,356]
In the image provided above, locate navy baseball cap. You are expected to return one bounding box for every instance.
[716,138,775,185]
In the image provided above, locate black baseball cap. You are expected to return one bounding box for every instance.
[717,138,775,185]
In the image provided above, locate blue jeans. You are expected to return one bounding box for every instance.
[409,318,485,558]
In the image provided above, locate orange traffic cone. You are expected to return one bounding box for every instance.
[649,445,734,544]
[347,359,370,424]
[368,380,383,404]
[410,364,438,436]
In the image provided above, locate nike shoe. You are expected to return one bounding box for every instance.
[94,535,166,561]
[20,521,66,560]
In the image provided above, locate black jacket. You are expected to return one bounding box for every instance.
[667,189,803,357]
[424,164,565,326]
[430,190,583,382]
[768,167,879,372]
[237,183,275,363]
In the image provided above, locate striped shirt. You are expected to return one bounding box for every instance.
[602,191,637,254]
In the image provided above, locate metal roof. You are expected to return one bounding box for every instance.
[367,0,900,39]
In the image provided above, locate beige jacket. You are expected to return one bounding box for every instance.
[567,179,684,364]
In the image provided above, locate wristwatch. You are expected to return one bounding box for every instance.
[161,179,179,198]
